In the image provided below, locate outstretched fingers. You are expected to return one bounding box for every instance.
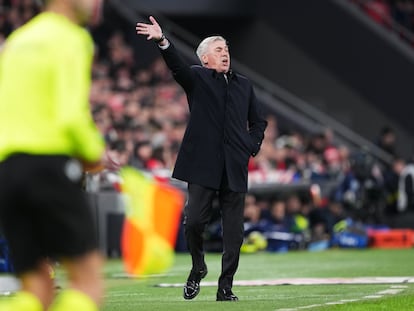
[136,16,162,41]
[136,24,151,40]
[136,23,147,33]
[149,16,159,26]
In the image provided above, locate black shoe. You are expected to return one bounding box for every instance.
[216,288,239,301]
[183,265,208,300]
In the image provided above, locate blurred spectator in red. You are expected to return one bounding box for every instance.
[324,146,343,178]
[364,0,392,25]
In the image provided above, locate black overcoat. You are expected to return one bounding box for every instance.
[160,43,267,193]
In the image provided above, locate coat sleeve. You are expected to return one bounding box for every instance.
[159,42,195,93]
[247,86,267,157]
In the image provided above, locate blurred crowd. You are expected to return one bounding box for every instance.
[2,1,414,251]
[351,0,414,44]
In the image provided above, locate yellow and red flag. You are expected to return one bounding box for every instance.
[120,167,184,275]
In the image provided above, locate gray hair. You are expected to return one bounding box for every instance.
[196,36,227,64]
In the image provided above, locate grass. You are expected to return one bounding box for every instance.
[1,249,413,310]
[100,249,414,310]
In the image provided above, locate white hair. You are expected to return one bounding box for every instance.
[196,36,227,65]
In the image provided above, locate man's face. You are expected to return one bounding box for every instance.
[202,40,230,73]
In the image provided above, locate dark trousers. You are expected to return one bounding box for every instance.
[183,174,245,290]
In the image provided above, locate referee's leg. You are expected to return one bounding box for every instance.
[49,251,104,310]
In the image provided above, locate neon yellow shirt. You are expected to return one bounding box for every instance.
[0,12,104,162]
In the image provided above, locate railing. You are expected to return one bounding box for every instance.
[110,0,394,165]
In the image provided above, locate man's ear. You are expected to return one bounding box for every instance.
[201,54,208,65]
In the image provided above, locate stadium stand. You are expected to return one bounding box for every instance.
[350,0,414,45]
[1,0,413,255]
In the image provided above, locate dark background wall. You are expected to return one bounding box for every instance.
[120,0,253,16]
[257,1,414,156]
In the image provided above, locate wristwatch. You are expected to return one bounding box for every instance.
[155,34,165,43]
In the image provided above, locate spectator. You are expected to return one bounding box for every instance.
[243,194,262,232]
[309,199,346,239]
[391,0,414,31]
[397,156,414,212]
[285,194,304,231]
[383,156,405,214]
[364,0,392,25]
[376,126,397,156]
[268,200,290,231]
[131,140,154,169]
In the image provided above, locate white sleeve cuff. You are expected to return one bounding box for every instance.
[158,41,170,50]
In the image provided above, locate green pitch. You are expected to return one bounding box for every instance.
[102,249,414,310]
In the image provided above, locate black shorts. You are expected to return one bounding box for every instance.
[0,154,98,275]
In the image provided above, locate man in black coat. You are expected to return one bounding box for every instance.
[137,16,267,301]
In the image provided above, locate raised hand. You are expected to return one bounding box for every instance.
[136,16,163,41]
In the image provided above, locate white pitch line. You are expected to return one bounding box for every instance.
[275,283,409,311]
[297,305,323,309]
[157,276,414,288]
[377,289,403,295]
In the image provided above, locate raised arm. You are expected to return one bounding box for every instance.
[136,16,195,92]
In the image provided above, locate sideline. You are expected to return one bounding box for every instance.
[156,277,414,288]
[275,284,409,311]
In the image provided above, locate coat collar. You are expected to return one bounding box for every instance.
[209,68,238,82]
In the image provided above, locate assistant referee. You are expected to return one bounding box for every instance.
[0,0,105,310]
